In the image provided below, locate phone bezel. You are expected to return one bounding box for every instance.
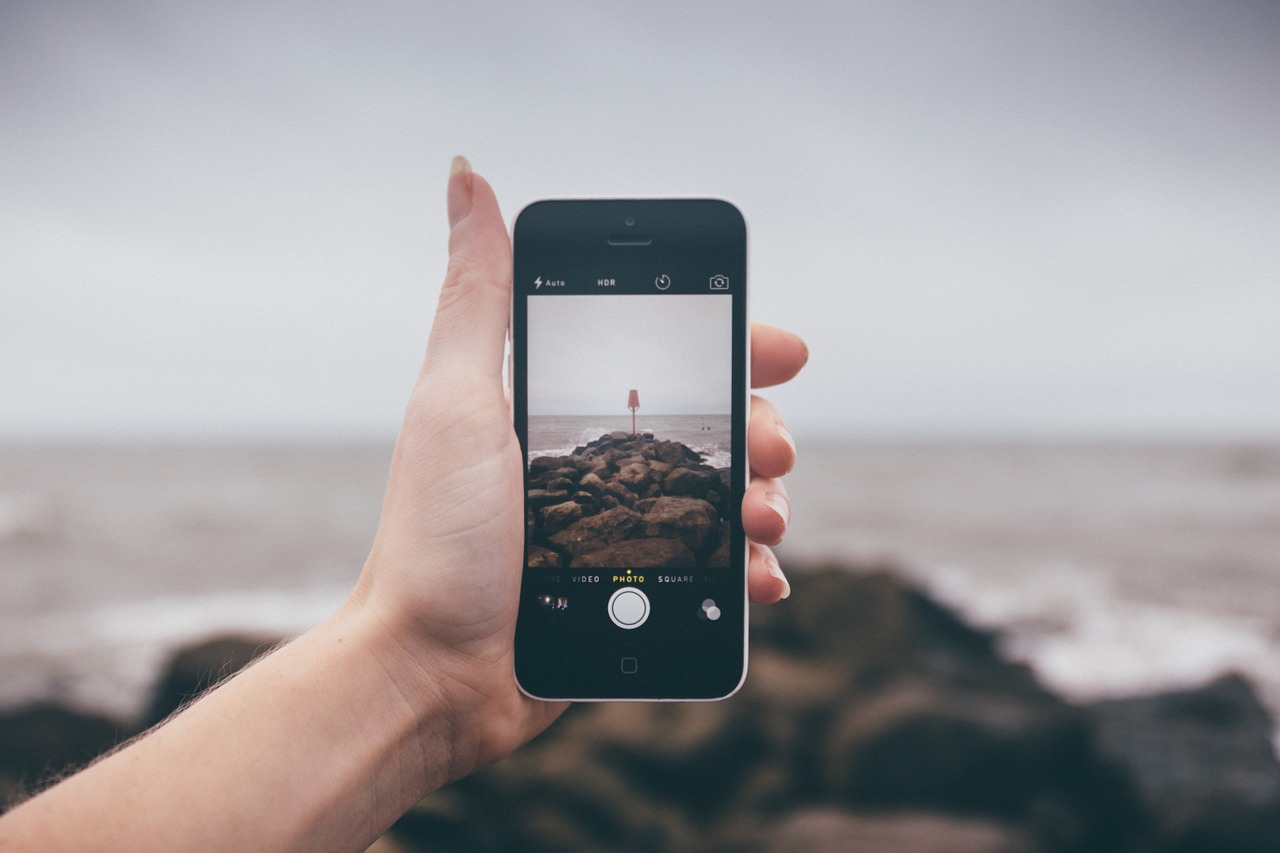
[511,198,749,702]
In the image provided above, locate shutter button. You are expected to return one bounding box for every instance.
[607,587,650,629]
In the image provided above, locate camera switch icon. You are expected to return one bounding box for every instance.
[709,274,729,290]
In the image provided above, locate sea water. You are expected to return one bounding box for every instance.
[1,441,1278,734]
[527,414,731,469]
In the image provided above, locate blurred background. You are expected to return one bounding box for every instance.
[2,1,1279,845]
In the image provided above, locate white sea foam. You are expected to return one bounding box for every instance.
[921,560,1280,751]
[0,583,350,719]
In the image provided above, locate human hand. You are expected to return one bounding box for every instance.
[0,160,808,851]
[350,158,808,779]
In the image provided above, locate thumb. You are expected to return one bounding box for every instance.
[422,156,511,380]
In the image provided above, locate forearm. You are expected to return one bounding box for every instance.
[1,597,460,852]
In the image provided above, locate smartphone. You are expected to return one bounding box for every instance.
[512,199,748,701]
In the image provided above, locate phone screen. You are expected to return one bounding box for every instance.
[512,199,747,700]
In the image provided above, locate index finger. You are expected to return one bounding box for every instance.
[751,323,808,388]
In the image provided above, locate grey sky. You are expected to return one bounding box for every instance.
[528,295,732,415]
[2,2,1278,439]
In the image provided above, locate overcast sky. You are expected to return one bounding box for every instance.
[528,294,732,415]
[2,2,1278,440]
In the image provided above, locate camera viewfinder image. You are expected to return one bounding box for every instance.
[525,294,733,571]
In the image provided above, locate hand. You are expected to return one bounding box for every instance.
[0,160,808,851]
[352,158,809,778]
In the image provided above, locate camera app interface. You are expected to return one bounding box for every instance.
[524,292,734,577]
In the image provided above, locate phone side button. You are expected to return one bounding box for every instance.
[621,657,638,674]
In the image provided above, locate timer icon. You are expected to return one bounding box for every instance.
[655,274,671,291]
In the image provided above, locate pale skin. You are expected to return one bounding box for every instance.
[0,159,808,852]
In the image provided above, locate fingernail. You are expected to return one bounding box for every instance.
[764,487,790,527]
[447,156,473,228]
[777,423,797,462]
[765,551,791,600]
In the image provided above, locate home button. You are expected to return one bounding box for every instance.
[621,657,638,674]
[608,587,650,629]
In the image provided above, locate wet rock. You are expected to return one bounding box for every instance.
[705,808,1035,853]
[601,480,638,508]
[573,538,695,569]
[526,434,730,572]
[642,497,719,555]
[616,461,653,490]
[545,476,574,493]
[0,703,124,809]
[539,500,582,535]
[526,545,563,569]
[527,455,570,475]
[527,488,569,509]
[664,466,717,498]
[390,568,1171,853]
[578,472,608,495]
[549,506,642,558]
[1087,674,1280,851]
[656,440,700,466]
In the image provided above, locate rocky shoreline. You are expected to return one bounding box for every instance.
[526,432,731,570]
[2,565,1277,851]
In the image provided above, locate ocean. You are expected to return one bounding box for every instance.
[2,441,1278,739]
[527,414,731,468]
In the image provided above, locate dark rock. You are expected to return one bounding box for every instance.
[584,458,612,479]
[578,472,608,495]
[526,545,563,569]
[384,564,1270,853]
[642,497,719,556]
[549,506,642,559]
[615,461,653,491]
[572,538,695,569]
[1088,674,1280,851]
[539,500,582,535]
[655,438,696,466]
[144,634,281,727]
[664,466,716,498]
[822,682,1145,850]
[705,808,1035,853]
[527,488,569,510]
[0,703,124,809]
[647,460,673,478]
[527,455,570,474]
[601,481,637,508]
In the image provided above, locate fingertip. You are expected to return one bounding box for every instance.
[748,396,797,480]
[777,423,797,466]
[744,477,788,546]
[750,323,809,388]
[447,157,474,228]
[748,543,791,604]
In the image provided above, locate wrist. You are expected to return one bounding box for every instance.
[339,584,522,787]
